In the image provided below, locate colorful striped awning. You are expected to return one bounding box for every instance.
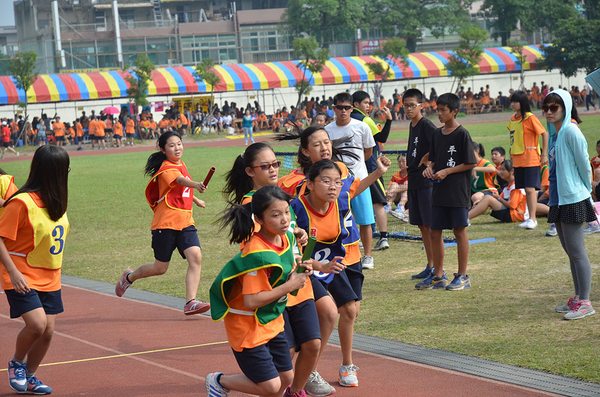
[0,45,544,105]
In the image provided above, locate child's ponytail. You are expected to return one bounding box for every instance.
[218,202,255,244]
[223,142,273,203]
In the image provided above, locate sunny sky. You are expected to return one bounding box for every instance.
[1,0,16,26]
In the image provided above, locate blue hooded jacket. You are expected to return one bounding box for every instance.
[546,89,592,207]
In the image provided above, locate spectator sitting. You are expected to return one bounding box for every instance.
[490,146,508,192]
[470,142,497,206]
[387,154,409,221]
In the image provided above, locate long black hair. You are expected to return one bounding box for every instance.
[222,142,274,204]
[307,159,342,182]
[144,131,182,177]
[509,90,531,122]
[543,92,582,125]
[472,141,485,158]
[8,145,69,221]
[219,185,292,244]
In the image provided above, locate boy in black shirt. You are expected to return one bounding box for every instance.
[420,93,476,290]
[402,89,438,280]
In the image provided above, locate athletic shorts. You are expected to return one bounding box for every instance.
[2,142,10,148]
[350,188,375,226]
[114,135,122,140]
[408,188,432,226]
[55,136,64,141]
[283,299,321,351]
[491,206,512,223]
[311,275,329,301]
[126,133,135,138]
[514,166,540,190]
[5,289,63,319]
[232,331,293,383]
[105,128,113,134]
[369,176,387,205]
[151,225,201,262]
[322,261,363,307]
[431,205,469,230]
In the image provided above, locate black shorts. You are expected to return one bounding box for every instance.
[408,188,432,226]
[126,133,135,138]
[5,289,63,319]
[311,275,329,301]
[490,207,513,223]
[55,136,65,141]
[105,128,113,134]
[232,331,293,383]
[2,142,10,148]
[431,205,469,230]
[151,225,201,262]
[595,184,600,201]
[323,261,363,308]
[369,176,387,205]
[514,166,541,190]
[283,299,321,351]
[114,134,122,140]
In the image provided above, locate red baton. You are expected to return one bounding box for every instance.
[203,167,216,187]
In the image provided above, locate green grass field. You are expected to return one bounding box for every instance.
[4,115,600,383]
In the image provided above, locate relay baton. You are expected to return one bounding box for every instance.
[291,236,317,296]
[203,167,216,187]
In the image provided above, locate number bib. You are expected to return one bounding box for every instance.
[10,193,69,270]
[145,160,193,212]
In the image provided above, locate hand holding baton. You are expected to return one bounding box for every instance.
[203,167,216,187]
[291,236,317,296]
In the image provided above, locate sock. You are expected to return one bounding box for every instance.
[186,299,195,305]
[125,273,133,284]
[380,232,388,238]
[12,357,25,365]
[26,371,35,379]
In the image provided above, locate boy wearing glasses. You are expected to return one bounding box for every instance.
[421,93,476,291]
[325,92,377,269]
[351,90,392,253]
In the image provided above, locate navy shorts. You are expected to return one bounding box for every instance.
[408,188,432,226]
[323,261,363,308]
[151,225,201,262]
[514,166,540,190]
[126,133,135,138]
[55,136,65,141]
[232,331,293,383]
[2,142,11,148]
[369,177,387,205]
[5,289,63,319]
[114,135,122,140]
[490,207,513,223]
[283,299,321,351]
[311,275,329,301]
[431,206,469,230]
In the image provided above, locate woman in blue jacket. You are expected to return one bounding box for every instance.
[544,89,596,321]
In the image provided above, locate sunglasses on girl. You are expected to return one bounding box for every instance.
[252,161,282,170]
[334,105,353,111]
[542,104,561,113]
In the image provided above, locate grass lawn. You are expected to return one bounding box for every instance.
[4,115,600,384]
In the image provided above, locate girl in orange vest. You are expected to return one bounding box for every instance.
[0,146,70,395]
[115,131,210,315]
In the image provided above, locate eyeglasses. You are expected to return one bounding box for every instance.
[252,161,281,171]
[542,104,560,113]
[334,105,353,111]
[316,179,344,187]
[403,103,421,109]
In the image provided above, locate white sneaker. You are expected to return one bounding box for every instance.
[525,219,538,230]
[338,364,359,387]
[518,220,529,228]
[373,237,389,251]
[361,256,374,269]
[583,222,600,235]
[305,371,336,396]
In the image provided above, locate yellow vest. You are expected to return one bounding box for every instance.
[508,112,541,156]
[8,193,69,270]
[0,174,15,217]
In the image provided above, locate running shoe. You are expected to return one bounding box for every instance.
[390,209,409,222]
[446,273,471,291]
[583,222,600,235]
[305,371,336,397]
[8,360,27,392]
[564,301,595,320]
[384,204,391,213]
[415,273,447,290]
[411,265,433,279]
[361,256,374,270]
[21,376,52,395]
[183,299,210,315]
[546,224,557,237]
[283,386,307,397]
[338,364,359,387]
[555,297,578,313]
[115,269,133,297]
[519,219,537,229]
[373,238,389,251]
[206,372,229,397]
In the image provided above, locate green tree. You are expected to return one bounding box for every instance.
[194,58,222,114]
[445,25,488,93]
[0,54,11,76]
[292,37,330,112]
[124,54,155,140]
[507,38,527,90]
[8,51,38,121]
[364,38,410,107]
[283,0,368,47]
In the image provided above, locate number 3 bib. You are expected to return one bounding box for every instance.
[10,193,69,270]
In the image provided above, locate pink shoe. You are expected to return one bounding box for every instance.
[183,299,210,315]
[283,386,307,397]
[115,269,133,297]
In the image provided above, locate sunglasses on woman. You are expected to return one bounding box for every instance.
[542,104,561,113]
[252,161,282,170]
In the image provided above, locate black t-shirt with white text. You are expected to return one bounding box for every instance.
[407,117,437,190]
[429,125,476,207]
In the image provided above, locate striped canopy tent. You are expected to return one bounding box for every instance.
[0,45,544,105]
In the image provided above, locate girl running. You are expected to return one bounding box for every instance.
[115,131,210,315]
[0,146,70,395]
[207,185,312,397]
